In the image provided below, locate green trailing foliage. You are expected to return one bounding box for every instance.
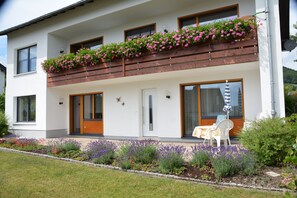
[0,111,8,137]
[240,116,297,166]
[42,17,255,73]
[0,92,5,112]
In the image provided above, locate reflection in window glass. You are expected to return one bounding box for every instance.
[84,95,92,119]
[17,95,36,122]
[17,45,37,74]
[94,94,103,119]
[125,24,156,40]
[183,85,198,136]
[200,82,242,118]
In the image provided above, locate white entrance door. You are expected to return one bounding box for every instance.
[142,89,157,137]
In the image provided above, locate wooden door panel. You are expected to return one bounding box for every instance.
[201,118,243,137]
[83,120,103,135]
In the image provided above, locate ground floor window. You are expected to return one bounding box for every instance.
[17,95,36,122]
[182,80,243,137]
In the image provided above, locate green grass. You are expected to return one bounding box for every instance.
[0,151,283,198]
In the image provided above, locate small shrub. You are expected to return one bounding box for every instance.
[14,138,38,147]
[210,149,240,179]
[129,140,159,164]
[0,111,8,137]
[241,151,260,176]
[280,165,297,190]
[240,117,297,165]
[120,160,132,170]
[284,137,297,166]
[0,92,5,112]
[116,143,131,169]
[158,145,186,174]
[190,144,211,167]
[48,139,81,154]
[85,140,116,165]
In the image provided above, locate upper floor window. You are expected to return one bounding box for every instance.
[17,45,37,74]
[179,5,238,29]
[17,95,36,122]
[70,37,103,54]
[124,24,156,41]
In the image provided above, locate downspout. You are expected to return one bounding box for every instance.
[265,0,276,117]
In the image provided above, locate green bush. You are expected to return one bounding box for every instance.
[0,92,4,112]
[190,151,210,167]
[132,144,158,164]
[241,152,260,176]
[116,144,132,169]
[0,111,8,137]
[211,155,239,179]
[158,152,185,174]
[240,117,297,165]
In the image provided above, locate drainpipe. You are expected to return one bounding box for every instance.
[265,0,276,117]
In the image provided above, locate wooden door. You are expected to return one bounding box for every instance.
[71,93,103,135]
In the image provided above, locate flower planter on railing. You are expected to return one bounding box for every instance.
[46,16,258,87]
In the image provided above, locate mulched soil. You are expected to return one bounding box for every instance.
[180,164,283,188]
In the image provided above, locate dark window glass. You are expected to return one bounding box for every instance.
[17,45,37,74]
[199,7,238,25]
[83,94,103,120]
[125,24,155,40]
[94,94,103,119]
[180,17,197,29]
[200,82,242,118]
[179,6,238,28]
[183,85,198,136]
[84,95,92,119]
[17,95,36,122]
[70,38,103,54]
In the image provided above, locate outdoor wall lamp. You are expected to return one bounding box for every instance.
[59,98,64,105]
[59,48,65,54]
[165,91,171,99]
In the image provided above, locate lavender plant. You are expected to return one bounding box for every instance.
[190,144,212,167]
[85,140,116,164]
[209,146,258,179]
[48,138,81,154]
[158,145,186,174]
[129,139,159,164]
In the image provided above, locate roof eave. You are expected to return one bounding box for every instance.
[0,0,94,36]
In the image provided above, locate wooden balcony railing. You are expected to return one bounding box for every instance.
[48,37,258,87]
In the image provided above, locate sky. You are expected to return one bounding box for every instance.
[0,0,79,66]
[0,0,296,70]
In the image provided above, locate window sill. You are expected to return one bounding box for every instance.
[14,71,37,77]
[13,122,36,126]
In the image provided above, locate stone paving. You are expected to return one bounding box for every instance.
[45,135,239,150]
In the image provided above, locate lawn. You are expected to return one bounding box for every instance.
[0,151,283,198]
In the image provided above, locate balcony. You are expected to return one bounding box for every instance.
[48,37,258,87]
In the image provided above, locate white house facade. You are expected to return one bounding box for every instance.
[1,0,285,139]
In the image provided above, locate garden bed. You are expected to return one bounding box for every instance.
[0,137,291,192]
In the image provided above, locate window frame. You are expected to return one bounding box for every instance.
[180,78,244,137]
[16,95,36,123]
[70,37,104,54]
[17,45,37,75]
[124,23,156,41]
[177,4,239,29]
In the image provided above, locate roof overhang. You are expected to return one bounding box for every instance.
[0,0,94,36]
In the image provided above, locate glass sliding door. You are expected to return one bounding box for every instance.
[182,80,243,137]
[183,85,198,137]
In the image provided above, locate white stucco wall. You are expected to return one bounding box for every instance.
[4,0,283,138]
[46,62,260,138]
